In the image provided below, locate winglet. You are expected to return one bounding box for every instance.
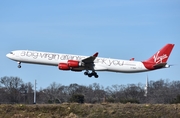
[93,52,98,57]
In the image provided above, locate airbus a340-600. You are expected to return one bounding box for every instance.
[6,44,174,78]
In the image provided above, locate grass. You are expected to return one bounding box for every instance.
[0,103,180,118]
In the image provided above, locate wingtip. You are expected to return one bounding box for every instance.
[93,52,98,57]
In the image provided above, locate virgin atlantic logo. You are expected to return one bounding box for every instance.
[153,51,168,63]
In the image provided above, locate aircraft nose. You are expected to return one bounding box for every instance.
[6,53,11,58]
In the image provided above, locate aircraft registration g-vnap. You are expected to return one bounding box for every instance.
[6,44,174,78]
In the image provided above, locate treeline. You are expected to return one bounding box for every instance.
[0,76,180,104]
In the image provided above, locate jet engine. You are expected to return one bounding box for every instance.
[67,60,81,68]
[58,60,82,70]
[58,63,70,70]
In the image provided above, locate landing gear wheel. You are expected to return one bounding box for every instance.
[18,65,21,68]
[88,74,92,77]
[85,70,99,78]
[91,71,98,78]
[84,71,88,75]
[94,74,99,78]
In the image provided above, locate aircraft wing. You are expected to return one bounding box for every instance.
[82,52,98,64]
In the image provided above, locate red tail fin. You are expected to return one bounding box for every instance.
[144,44,174,64]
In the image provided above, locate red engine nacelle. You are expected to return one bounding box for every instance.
[67,60,80,68]
[58,60,81,70]
[58,63,70,70]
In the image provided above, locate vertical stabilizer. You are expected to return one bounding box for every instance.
[144,44,174,64]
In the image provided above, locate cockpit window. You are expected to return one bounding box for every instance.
[10,52,14,54]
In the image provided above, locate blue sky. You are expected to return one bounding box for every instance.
[0,0,180,89]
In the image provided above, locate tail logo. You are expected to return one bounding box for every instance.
[153,51,168,63]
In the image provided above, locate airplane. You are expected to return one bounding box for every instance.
[6,43,174,78]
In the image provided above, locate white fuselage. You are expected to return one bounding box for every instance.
[6,50,149,73]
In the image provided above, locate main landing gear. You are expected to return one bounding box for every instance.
[17,62,21,68]
[84,71,99,78]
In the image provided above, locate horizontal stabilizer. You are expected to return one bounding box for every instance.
[153,63,167,69]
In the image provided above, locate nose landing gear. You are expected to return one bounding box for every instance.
[17,62,21,68]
